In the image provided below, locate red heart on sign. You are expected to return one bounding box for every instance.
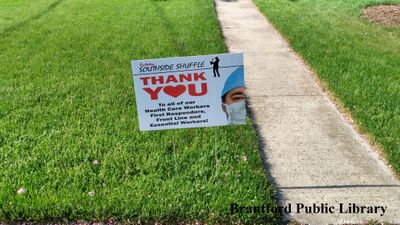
[163,85,186,98]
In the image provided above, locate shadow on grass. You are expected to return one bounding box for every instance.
[2,0,64,35]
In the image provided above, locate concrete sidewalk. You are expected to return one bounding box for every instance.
[215,0,400,224]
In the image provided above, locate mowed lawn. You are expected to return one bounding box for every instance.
[0,0,280,223]
[254,0,400,173]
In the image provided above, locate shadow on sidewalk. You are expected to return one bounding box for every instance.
[246,96,291,222]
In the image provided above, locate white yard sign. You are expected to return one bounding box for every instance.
[131,53,245,131]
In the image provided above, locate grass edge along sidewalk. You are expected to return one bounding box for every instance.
[253,0,400,175]
[0,0,280,224]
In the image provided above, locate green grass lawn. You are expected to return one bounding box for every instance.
[253,0,400,174]
[0,0,280,223]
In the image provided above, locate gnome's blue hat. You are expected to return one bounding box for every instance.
[221,66,244,97]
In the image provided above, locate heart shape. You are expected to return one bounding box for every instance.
[163,85,186,98]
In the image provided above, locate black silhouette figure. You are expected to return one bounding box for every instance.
[210,57,220,77]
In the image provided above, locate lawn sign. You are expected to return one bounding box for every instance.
[131,53,245,131]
